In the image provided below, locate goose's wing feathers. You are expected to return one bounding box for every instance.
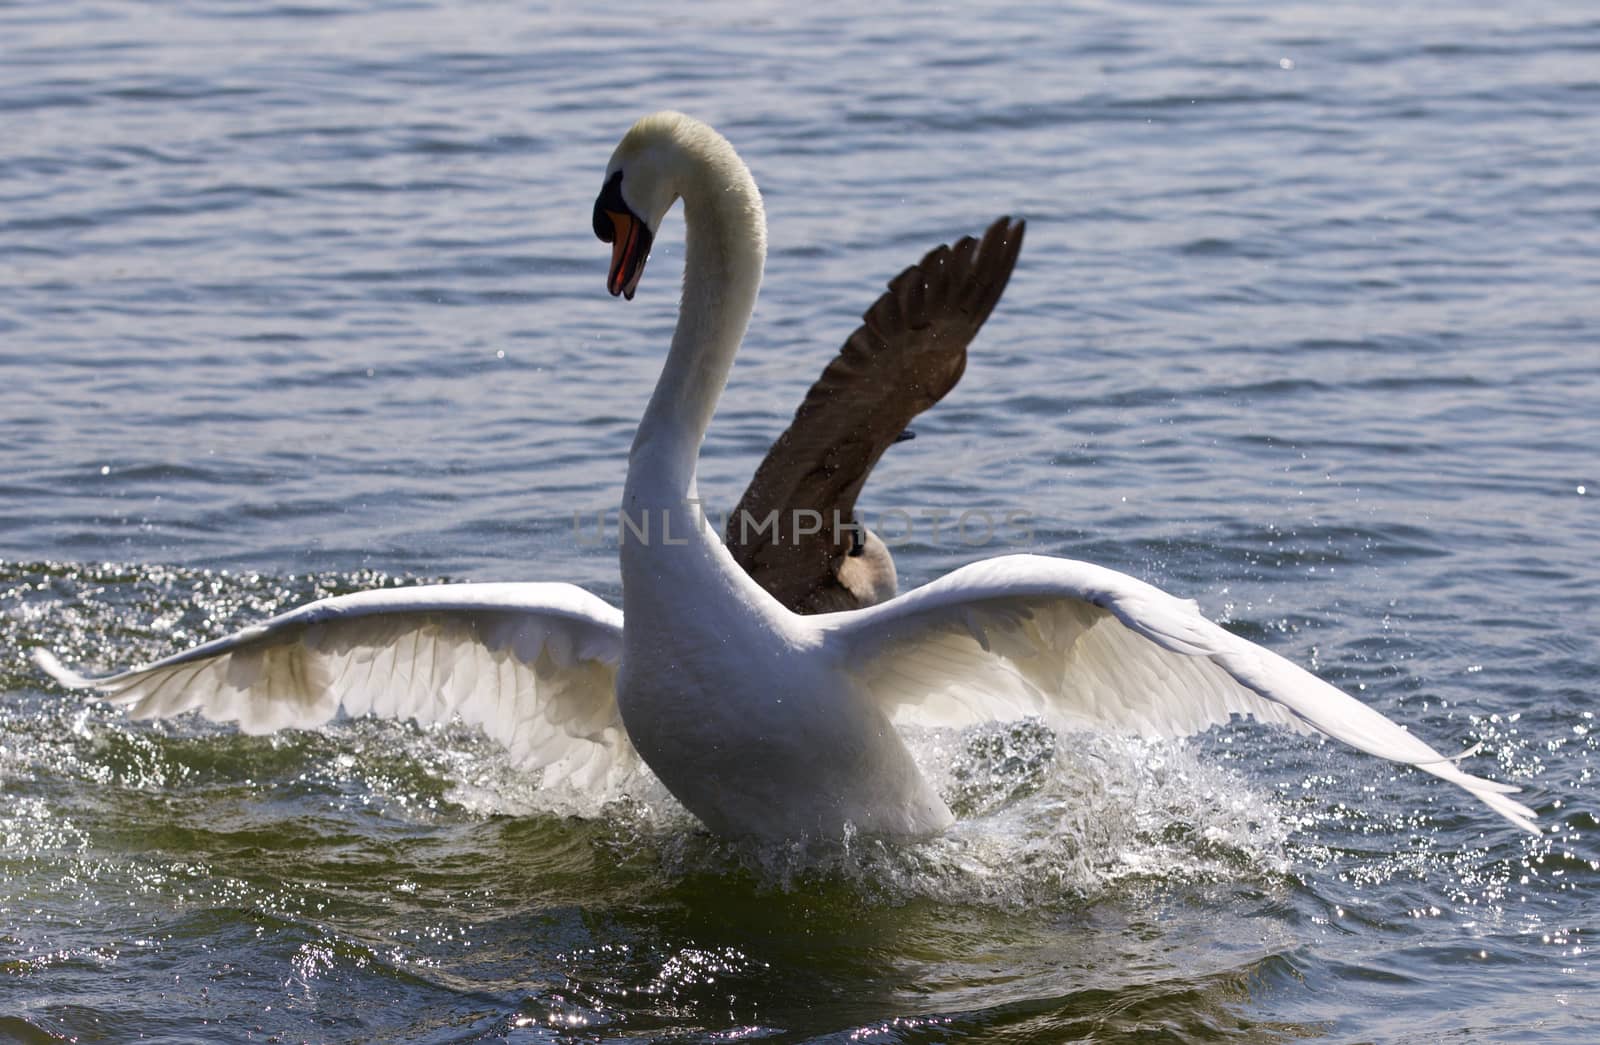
[34,582,635,793]
[818,554,1538,834]
[728,216,1025,612]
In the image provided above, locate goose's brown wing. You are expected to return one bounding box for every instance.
[727,216,1025,613]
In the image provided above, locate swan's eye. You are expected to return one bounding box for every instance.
[593,171,626,242]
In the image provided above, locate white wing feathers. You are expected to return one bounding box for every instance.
[819,554,1539,835]
[34,582,636,794]
[35,558,1537,834]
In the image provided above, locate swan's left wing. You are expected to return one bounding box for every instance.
[33,582,635,794]
[815,554,1538,834]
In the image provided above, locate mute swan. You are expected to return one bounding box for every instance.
[729,216,1023,613]
[35,111,1537,839]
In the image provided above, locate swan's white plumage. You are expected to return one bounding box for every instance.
[35,583,636,797]
[819,554,1535,833]
[35,110,1538,840]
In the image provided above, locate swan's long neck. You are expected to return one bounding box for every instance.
[616,133,780,638]
[615,125,785,636]
[627,150,766,505]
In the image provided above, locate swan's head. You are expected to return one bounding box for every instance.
[593,111,762,300]
[593,170,655,301]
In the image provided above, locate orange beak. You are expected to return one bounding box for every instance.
[594,171,652,301]
[604,209,652,301]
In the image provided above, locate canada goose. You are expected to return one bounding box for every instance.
[728,216,1023,613]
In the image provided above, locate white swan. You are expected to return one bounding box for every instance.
[35,111,1538,839]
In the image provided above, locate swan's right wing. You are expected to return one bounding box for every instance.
[728,216,1025,613]
[33,582,636,795]
[816,555,1539,835]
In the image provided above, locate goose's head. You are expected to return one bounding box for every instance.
[593,111,763,300]
[837,527,898,608]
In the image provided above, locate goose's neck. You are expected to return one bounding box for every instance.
[629,186,765,500]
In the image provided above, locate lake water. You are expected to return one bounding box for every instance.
[3,1,1598,1040]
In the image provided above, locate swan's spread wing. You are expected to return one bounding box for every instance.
[817,554,1538,834]
[34,582,635,793]
[728,216,1025,613]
